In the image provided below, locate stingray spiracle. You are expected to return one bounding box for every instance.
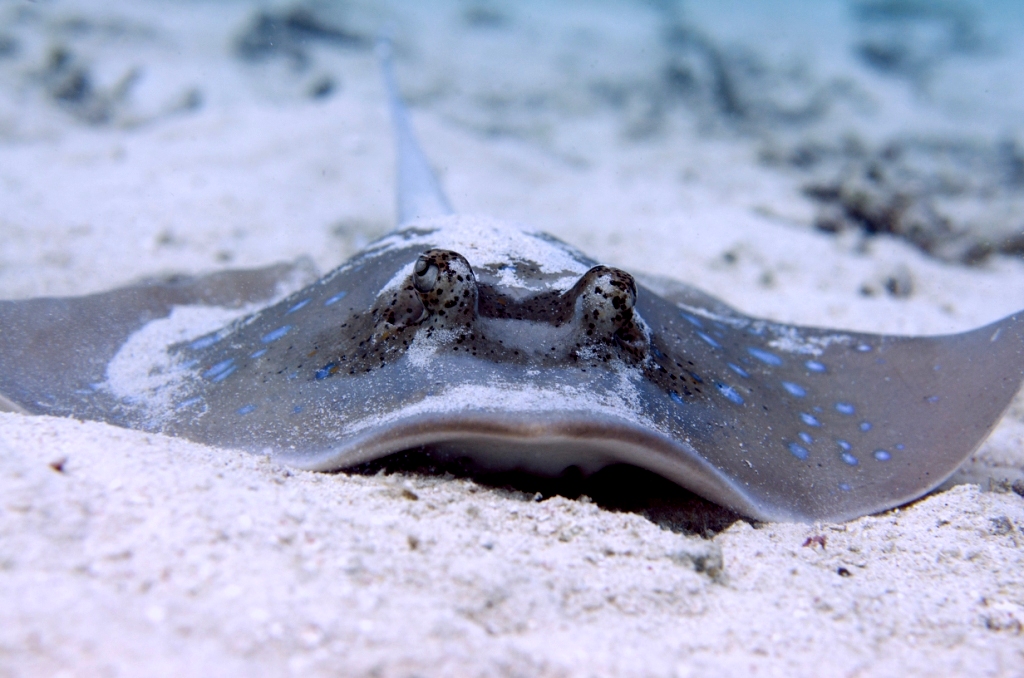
[568,266,649,358]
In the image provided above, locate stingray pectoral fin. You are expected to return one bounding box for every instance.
[0,260,315,419]
[0,392,28,414]
[705,310,1024,522]
[633,271,746,321]
[132,258,318,308]
[835,311,1024,511]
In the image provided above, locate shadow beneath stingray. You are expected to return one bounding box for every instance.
[346,448,750,537]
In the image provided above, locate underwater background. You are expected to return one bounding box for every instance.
[2,2,1024,676]
[2,0,1024,274]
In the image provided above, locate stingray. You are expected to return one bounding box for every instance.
[1,45,1022,523]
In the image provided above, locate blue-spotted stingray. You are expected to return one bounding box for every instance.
[1,46,1022,523]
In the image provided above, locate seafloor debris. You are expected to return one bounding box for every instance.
[31,45,203,127]
[793,137,1024,264]
[462,3,510,29]
[0,4,204,130]
[234,5,370,69]
[586,12,850,140]
[37,46,139,125]
[0,33,18,59]
[659,23,837,131]
[852,0,982,85]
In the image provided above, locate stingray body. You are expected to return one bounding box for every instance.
[1,47,1022,522]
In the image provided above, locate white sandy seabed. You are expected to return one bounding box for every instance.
[1,1,1024,676]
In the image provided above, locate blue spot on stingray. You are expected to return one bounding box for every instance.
[837,439,851,451]
[782,381,806,397]
[189,334,220,350]
[788,442,809,460]
[800,412,821,427]
[926,395,940,403]
[292,405,303,414]
[860,421,872,432]
[250,349,268,359]
[176,396,203,410]
[315,362,337,380]
[839,483,852,492]
[873,449,891,461]
[805,360,826,373]
[697,332,720,349]
[835,402,855,415]
[716,383,744,405]
[856,343,872,352]
[682,313,704,328]
[211,365,237,383]
[237,404,256,415]
[688,371,704,384]
[841,453,859,466]
[895,443,905,450]
[798,432,813,444]
[286,299,310,314]
[727,363,750,378]
[324,291,348,306]
[670,390,685,406]
[748,347,782,366]
[203,359,234,379]
[261,325,292,344]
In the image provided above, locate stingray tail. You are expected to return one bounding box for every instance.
[377,37,454,225]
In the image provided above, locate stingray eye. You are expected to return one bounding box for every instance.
[414,255,439,293]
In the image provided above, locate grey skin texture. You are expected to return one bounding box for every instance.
[1,47,1022,522]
